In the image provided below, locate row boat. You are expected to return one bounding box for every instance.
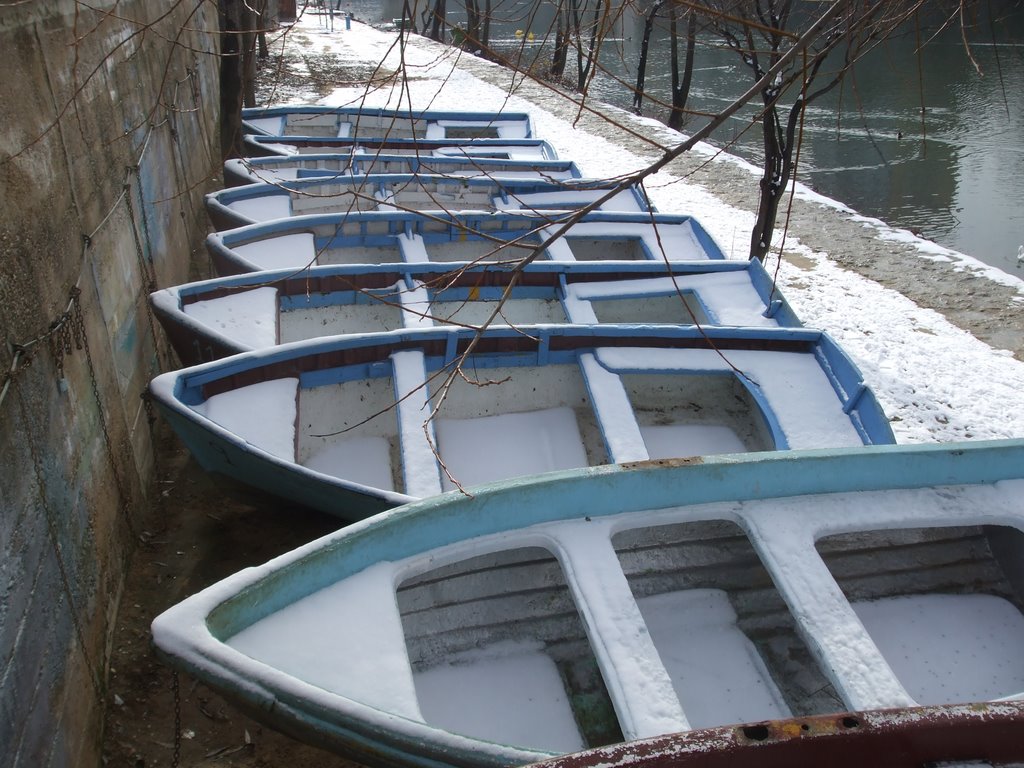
[241,105,534,140]
[243,133,559,160]
[147,324,893,521]
[205,211,728,275]
[204,174,653,230]
[223,153,581,187]
[151,439,1024,767]
[150,259,800,365]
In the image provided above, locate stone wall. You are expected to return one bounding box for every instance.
[0,1,220,764]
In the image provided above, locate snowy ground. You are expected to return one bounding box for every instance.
[255,11,1024,446]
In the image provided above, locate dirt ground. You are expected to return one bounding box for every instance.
[100,432,364,768]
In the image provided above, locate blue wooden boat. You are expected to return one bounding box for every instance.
[147,324,893,521]
[204,174,654,230]
[241,105,535,140]
[243,133,561,160]
[223,153,581,187]
[205,211,728,276]
[151,439,1024,767]
[150,260,801,365]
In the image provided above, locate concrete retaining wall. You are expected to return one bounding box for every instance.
[0,1,220,764]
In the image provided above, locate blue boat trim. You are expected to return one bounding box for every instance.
[205,174,656,230]
[150,257,802,365]
[205,210,731,275]
[223,154,583,187]
[243,134,559,160]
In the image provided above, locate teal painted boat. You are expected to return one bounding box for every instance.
[148,324,893,521]
[204,174,654,230]
[150,259,800,366]
[241,105,535,140]
[223,153,581,187]
[151,439,1024,767]
[204,210,728,276]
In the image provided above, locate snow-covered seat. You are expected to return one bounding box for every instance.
[435,406,587,490]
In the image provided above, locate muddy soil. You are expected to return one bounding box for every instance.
[101,434,361,768]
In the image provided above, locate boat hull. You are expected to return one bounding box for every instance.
[148,324,893,521]
[151,439,1024,768]
[241,105,534,140]
[204,174,654,231]
[150,259,802,366]
[223,154,581,187]
[243,134,559,160]
[204,211,729,275]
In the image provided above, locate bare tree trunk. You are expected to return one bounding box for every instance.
[257,0,269,60]
[576,0,599,91]
[219,0,245,158]
[633,0,663,114]
[465,0,480,47]
[750,98,801,260]
[240,0,257,107]
[551,1,569,81]
[571,0,584,86]
[482,0,491,45]
[427,0,446,42]
[667,8,697,130]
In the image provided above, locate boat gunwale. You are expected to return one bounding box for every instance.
[204,174,655,229]
[171,325,826,400]
[240,105,535,138]
[149,259,802,364]
[528,699,1024,768]
[168,260,761,305]
[204,210,729,274]
[223,154,583,187]
[242,134,559,160]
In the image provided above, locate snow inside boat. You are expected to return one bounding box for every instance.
[151,439,1024,768]
[243,133,559,161]
[223,153,581,187]
[147,324,893,521]
[241,105,534,141]
[204,175,654,230]
[150,260,800,365]
[205,211,727,275]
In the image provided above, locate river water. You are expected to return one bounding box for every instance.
[343,0,1023,274]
